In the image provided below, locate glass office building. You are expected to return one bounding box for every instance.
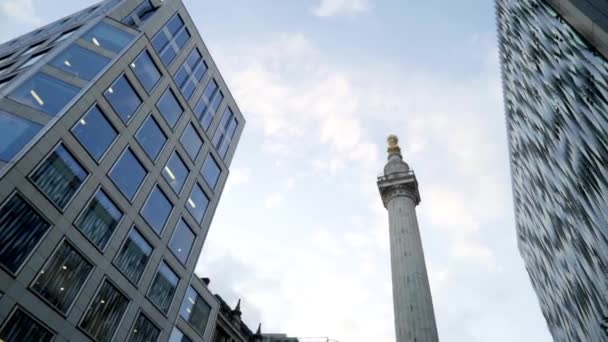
[0,0,244,341]
[496,0,608,340]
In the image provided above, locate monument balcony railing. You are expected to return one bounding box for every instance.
[377,170,415,182]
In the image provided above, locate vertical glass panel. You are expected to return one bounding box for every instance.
[83,21,134,53]
[169,328,192,342]
[152,33,169,52]
[130,50,161,93]
[166,16,184,35]
[0,308,54,342]
[0,110,42,162]
[31,144,88,209]
[210,91,224,113]
[169,219,195,265]
[160,47,177,66]
[162,152,188,194]
[114,228,153,285]
[31,242,93,314]
[80,280,130,342]
[10,72,80,115]
[49,44,110,80]
[147,261,179,314]
[136,115,167,161]
[201,154,221,190]
[202,80,218,101]
[186,184,209,223]
[175,29,190,48]
[213,108,238,159]
[128,313,160,342]
[109,148,147,201]
[0,194,50,273]
[72,106,117,162]
[104,75,141,123]
[76,189,123,250]
[140,186,173,234]
[179,286,211,337]
[156,88,183,128]
[179,124,202,161]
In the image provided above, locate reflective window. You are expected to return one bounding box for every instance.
[123,0,158,27]
[72,105,117,162]
[0,110,42,162]
[162,152,188,194]
[136,115,167,161]
[187,184,209,223]
[169,219,195,265]
[194,80,223,131]
[130,50,161,93]
[82,21,134,53]
[0,194,51,274]
[76,189,123,250]
[201,154,221,190]
[213,107,238,159]
[179,286,211,337]
[110,148,147,201]
[104,75,141,123]
[156,88,183,128]
[180,123,202,161]
[10,72,80,115]
[114,228,152,285]
[31,241,93,314]
[152,14,190,65]
[30,144,88,209]
[169,327,192,342]
[128,313,160,342]
[147,261,179,314]
[175,49,207,100]
[141,186,172,234]
[50,44,110,81]
[80,280,130,342]
[0,308,54,342]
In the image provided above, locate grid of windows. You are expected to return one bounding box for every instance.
[179,286,212,337]
[114,228,153,285]
[109,147,147,201]
[80,280,130,342]
[201,154,221,190]
[72,105,118,162]
[169,218,195,265]
[162,151,189,194]
[49,44,110,81]
[136,115,167,161]
[179,123,202,161]
[10,72,80,115]
[157,88,183,128]
[82,21,134,53]
[0,307,54,342]
[152,15,190,65]
[186,183,209,223]
[104,75,142,123]
[130,50,161,93]
[169,327,192,342]
[141,185,173,235]
[213,107,238,159]
[174,48,207,100]
[194,79,223,130]
[128,312,161,342]
[0,110,42,162]
[76,189,123,250]
[147,261,179,314]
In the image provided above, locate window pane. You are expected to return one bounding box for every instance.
[179,286,211,337]
[128,313,160,342]
[152,33,169,51]
[160,46,176,65]
[162,152,188,194]
[10,72,80,115]
[31,242,93,314]
[0,110,42,162]
[76,189,123,250]
[49,44,110,81]
[130,50,161,93]
[187,184,209,223]
[110,148,147,201]
[179,124,202,161]
[186,50,201,69]
[83,22,134,53]
[166,16,184,35]
[141,186,172,234]
[169,219,194,265]
[114,228,152,285]
[0,308,54,342]
[105,75,141,123]
[31,144,88,209]
[210,91,224,113]
[0,194,50,273]
[202,80,218,101]
[147,261,179,314]
[169,328,192,342]
[72,106,117,162]
[156,88,183,128]
[136,115,167,161]
[80,280,130,342]
[201,154,221,190]
[175,29,190,48]
[213,108,238,159]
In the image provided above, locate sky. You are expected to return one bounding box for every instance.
[0,0,553,341]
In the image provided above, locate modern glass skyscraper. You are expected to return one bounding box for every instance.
[496,0,608,340]
[0,0,244,341]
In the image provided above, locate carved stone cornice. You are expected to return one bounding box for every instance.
[378,178,420,207]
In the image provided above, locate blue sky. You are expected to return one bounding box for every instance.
[0,0,552,341]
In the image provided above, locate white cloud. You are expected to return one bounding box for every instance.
[224,167,251,192]
[264,192,285,209]
[0,0,42,25]
[312,0,371,17]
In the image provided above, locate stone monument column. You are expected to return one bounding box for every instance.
[377,135,439,342]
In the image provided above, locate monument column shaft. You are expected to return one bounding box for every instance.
[387,194,439,342]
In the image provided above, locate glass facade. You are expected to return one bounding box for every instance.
[201,154,221,190]
[179,123,202,161]
[169,218,195,265]
[162,151,189,194]
[174,48,207,100]
[76,189,123,250]
[72,105,118,162]
[141,185,173,234]
[30,144,88,209]
[497,1,608,341]
[0,110,42,162]
[82,21,134,53]
[194,79,223,130]
[114,228,153,285]
[147,261,179,314]
[186,183,209,223]
[10,72,80,115]
[31,241,93,314]
[213,107,238,159]
[156,88,183,128]
[49,44,110,81]
[0,308,54,342]
[109,147,147,201]
[136,115,167,161]
[152,15,190,65]
[128,313,160,342]
[80,280,130,342]
[169,327,192,342]
[104,75,141,123]
[130,50,161,93]
[179,286,211,337]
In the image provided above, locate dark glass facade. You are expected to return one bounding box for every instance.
[497,0,608,340]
